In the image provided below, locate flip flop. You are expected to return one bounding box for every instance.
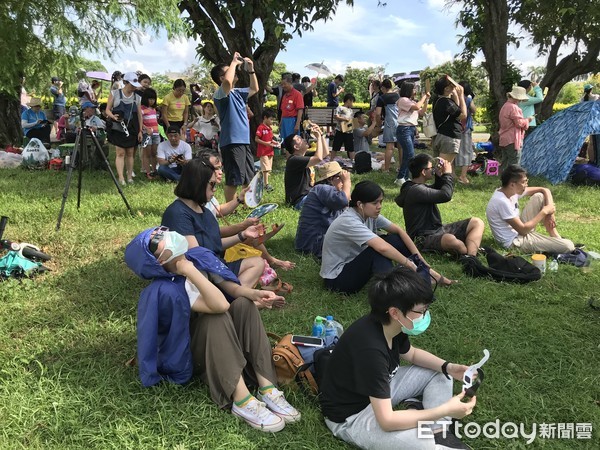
[261,277,293,295]
[254,223,285,246]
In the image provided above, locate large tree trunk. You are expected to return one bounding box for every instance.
[0,91,23,147]
[539,40,600,121]
[479,0,509,140]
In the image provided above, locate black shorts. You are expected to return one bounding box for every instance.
[221,144,255,186]
[332,131,354,154]
[416,219,471,252]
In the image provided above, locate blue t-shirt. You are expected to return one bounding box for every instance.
[464,96,473,131]
[161,199,223,257]
[213,86,250,147]
[327,82,338,107]
[50,86,66,107]
[21,108,47,136]
[295,184,348,258]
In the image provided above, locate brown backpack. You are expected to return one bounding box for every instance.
[267,333,318,395]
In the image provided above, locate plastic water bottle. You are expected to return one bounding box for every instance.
[548,258,559,272]
[324,315,344,337]
[312,316,325,337]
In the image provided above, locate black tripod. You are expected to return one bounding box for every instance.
[56,121,134,231]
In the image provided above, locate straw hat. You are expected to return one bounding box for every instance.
[27,97,43,107]
[315,161,343,183]
[507,86,529,101]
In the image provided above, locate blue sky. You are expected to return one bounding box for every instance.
[98,0,542,78]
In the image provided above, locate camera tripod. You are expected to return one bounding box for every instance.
[56,120,134,231]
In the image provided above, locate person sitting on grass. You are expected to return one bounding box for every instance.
[156,125,192,182]
[198,148,295,272]
[319,266,476,450]
[255,108,280,193]
[320,180,453,295]
[283,121,330,210]
[486,164,575,254]
[124,227,300,433]
[162,158,266,292]
[295,161,351,258]
[395,154,484,257]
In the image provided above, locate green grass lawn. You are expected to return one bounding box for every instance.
[0,154,599,449]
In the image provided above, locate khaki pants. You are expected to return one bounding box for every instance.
[512,193,575,254]
[189,297,277,409]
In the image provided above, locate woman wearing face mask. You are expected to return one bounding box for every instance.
[161,158,265,289]
[124,227,300,432]
[320,181,452,294]
[319,267,476,449]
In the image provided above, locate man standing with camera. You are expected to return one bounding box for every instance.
[156,125,192,182]
[210,53,259,202]
[395,153,484,257]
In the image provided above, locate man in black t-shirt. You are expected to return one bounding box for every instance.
[283,123,329,209]
[320,267,476,450]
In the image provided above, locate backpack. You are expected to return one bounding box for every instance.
[555,249,590,268]
[422,112,437,138]
[354,151,372,174]
[460,247,541,283]
[267,333,337,395]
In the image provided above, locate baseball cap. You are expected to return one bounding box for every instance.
[51,76,61,83]
[167,125,180,134]
[123,72,142,88]
[81,101,96,109]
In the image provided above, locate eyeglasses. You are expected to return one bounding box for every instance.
[331,174,342,181]
[209,181,217,189]
[410,305,430,316]
[149,226,169,254]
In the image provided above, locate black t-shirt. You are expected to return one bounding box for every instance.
[433,97,462,139]
[376,92,400,121]
[284,155,311,205]
[319,314,411,423]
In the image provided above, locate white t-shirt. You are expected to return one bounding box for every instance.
[486,189,521,247]
[192,115,220,140]
[396,97,419,126]
[335,105,354,132]
[157,140,192,168]
[320,208,392,279]
[184,271,224,308]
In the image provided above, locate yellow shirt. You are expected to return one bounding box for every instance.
[162,92,190,122]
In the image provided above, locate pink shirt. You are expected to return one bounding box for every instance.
[141,105,159,134]
[499,100,529,150]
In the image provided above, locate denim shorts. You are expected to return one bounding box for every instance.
[143,133,161,146]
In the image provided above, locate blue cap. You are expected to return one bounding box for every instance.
[81,101,96,109]
[584,83,593,91]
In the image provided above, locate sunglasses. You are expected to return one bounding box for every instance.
[148,226,169,254]
[209,181,217,189]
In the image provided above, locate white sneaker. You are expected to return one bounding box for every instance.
[394,177,406,187]
[232,397,285,432]
[258,388,301,423]
[131,171,136,178]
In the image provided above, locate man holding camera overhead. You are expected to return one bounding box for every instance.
[210,53,259,202]
[156,125,192,182]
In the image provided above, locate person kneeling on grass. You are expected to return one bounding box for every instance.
[320,180,454,295]
[485,164,575,254]
[124,227,300,432]
[320,267,476,450]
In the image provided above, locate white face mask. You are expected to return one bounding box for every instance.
[158,231,189,263]
[303,82,311,87]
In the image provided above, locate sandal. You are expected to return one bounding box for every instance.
[261,277,293,295]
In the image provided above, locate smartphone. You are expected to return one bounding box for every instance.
[291,335,324,347]
[435,157,444,169]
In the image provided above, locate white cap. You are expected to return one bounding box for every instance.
[123,72,141,88]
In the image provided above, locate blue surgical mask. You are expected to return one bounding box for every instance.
[159,231,189,263]
[399,311,431,336]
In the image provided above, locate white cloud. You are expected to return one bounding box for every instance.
[120,60,147,73]
[164,38,196,60]
[421,43,453,66]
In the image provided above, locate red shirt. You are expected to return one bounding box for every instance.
[281,88,304,118]
[256,123,274,157]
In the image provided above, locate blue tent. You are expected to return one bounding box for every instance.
[521,101,600,184]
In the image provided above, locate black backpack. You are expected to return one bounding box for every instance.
[354,152,372,174]
[460,247,541,283]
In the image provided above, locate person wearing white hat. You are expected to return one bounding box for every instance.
[21,97,52,144]
[497,86,532,174]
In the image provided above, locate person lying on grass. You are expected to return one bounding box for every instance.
[320,180,455,295]
[124,227,298,432]
[197,148,295,271]
[320,266,476,450]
